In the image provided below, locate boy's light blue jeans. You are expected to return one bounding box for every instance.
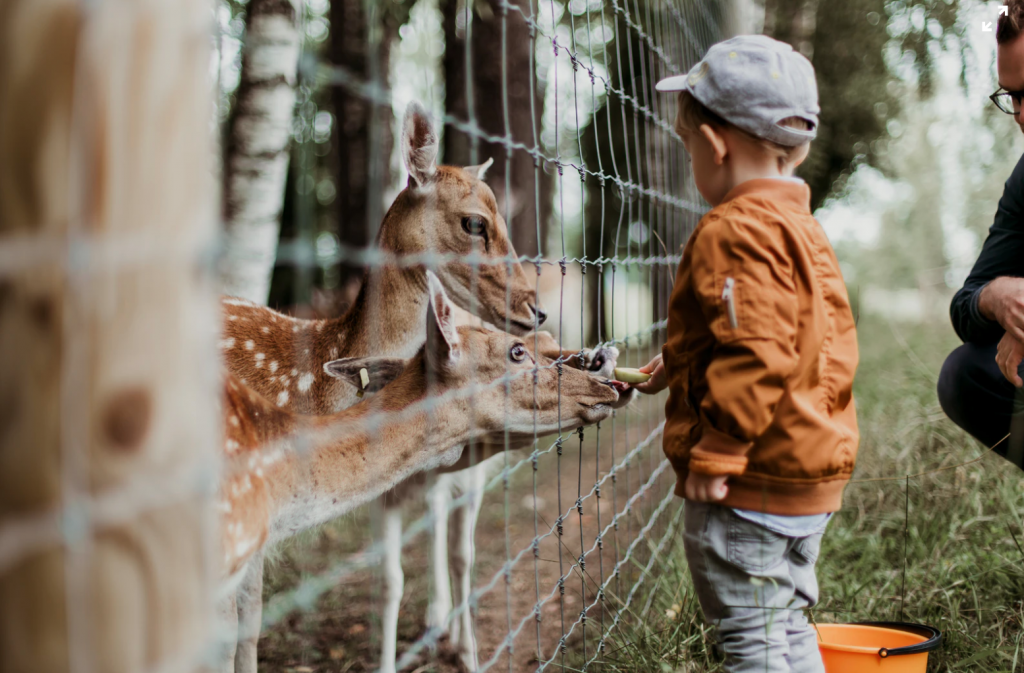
[683,501,826,673]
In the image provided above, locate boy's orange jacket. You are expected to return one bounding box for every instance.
[662,178,859,515]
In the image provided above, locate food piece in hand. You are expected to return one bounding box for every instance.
[613,367,652,384]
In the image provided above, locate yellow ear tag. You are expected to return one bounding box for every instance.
[357,367,369,397]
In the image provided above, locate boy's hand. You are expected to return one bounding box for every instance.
[631,354,667,395]
[684,471,729,502]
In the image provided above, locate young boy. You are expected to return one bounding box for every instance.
[632,35,859,672]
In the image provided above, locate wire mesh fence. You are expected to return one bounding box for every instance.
[0,0,749,667]
[12,1,1024,672]
[219,0,731,671]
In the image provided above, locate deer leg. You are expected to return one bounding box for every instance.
[234,553,263,673]
[450,469,484,672]
[209,591,238,673]
[426,478,453,634]
[380,505,404,673]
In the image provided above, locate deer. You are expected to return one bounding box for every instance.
[384,325,622,673]
[216,102,623,673]
[214,275,627,671]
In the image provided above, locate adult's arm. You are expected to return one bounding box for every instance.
[950,151,1024,344]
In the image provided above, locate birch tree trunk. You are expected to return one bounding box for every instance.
[0,0,219,671]
[220,0,302,304]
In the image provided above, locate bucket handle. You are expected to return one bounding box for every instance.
[855,622,943,658]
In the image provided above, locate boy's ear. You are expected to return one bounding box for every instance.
[699,123,728,165]
[787,143,811,170]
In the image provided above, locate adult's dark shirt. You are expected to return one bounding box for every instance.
[951,151,1024,345]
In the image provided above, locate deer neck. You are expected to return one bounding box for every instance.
[339,265,428,360]
[220,265,430,416]
[263,387,470,544]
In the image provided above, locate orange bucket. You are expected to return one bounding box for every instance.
[815,622,942,673]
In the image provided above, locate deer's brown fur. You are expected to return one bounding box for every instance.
[216,276,621,580]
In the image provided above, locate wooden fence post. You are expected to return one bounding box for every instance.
[0,0,219,671]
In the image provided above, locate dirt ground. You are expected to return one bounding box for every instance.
[257,403,683,673]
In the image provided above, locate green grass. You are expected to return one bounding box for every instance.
[577,314,1024,672]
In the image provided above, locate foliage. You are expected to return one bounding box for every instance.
[574,315,1024,672]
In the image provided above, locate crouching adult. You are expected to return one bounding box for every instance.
[939,1,1024,462]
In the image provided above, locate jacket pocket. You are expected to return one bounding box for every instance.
[727,514,788,572]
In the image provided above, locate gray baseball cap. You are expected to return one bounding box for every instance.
[656,35,819,147]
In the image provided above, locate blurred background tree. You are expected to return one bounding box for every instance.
[214,0,1019,339]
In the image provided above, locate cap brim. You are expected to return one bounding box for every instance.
[655,75,689,92]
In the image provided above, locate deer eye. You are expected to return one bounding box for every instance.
[461,216,487,238]
[509,343,527,363]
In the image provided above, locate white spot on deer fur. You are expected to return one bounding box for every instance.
[304,349,310,356]
[235,538,257,558]
[297,373,314,392]
[293,325,300,332]
[226,439,239,452]
[269,361,279,373]
[255,467,264,477]
[262,326,270,334]
[271,316,277,322]
[224,298,254,307]
[245,340,254,351]
[316,323,324,332]
[218,337,236,350]
[255,353,265,368]
[229,415,239,427]
[228,315,238,321]
[291,369,298,376]
[329,347,338,359]
[277,391,289,406]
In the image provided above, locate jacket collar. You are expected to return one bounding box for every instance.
[718,178,812,213]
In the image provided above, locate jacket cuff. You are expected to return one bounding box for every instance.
[688,426,753,476]
[968,285,997,332]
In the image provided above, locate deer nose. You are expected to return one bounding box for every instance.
[529,304,547,326]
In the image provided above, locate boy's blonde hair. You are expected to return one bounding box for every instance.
[675,91,811,163]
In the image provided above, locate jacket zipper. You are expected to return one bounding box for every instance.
[722,277,739,329]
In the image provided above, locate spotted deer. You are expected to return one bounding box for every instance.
[383,325,624,673]
[214,275,626,671]
[220,102,545,417]
[217,102,620,673]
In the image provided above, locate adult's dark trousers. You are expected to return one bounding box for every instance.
[938,341,1024,466]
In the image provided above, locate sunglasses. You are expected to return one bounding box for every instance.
[990,88,1024,115]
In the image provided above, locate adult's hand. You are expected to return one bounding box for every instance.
[979,276,1024,342]
[996,332,1024,387]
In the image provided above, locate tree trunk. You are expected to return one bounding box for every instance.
[221,0,302,304]
[329,0,404,305]
[441,0,552,260]
[0,0,219,671]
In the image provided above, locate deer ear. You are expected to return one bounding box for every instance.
[401,101,438,188]
[424,270,460,373]
[464,157,494,181]
[323,357,407,393]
